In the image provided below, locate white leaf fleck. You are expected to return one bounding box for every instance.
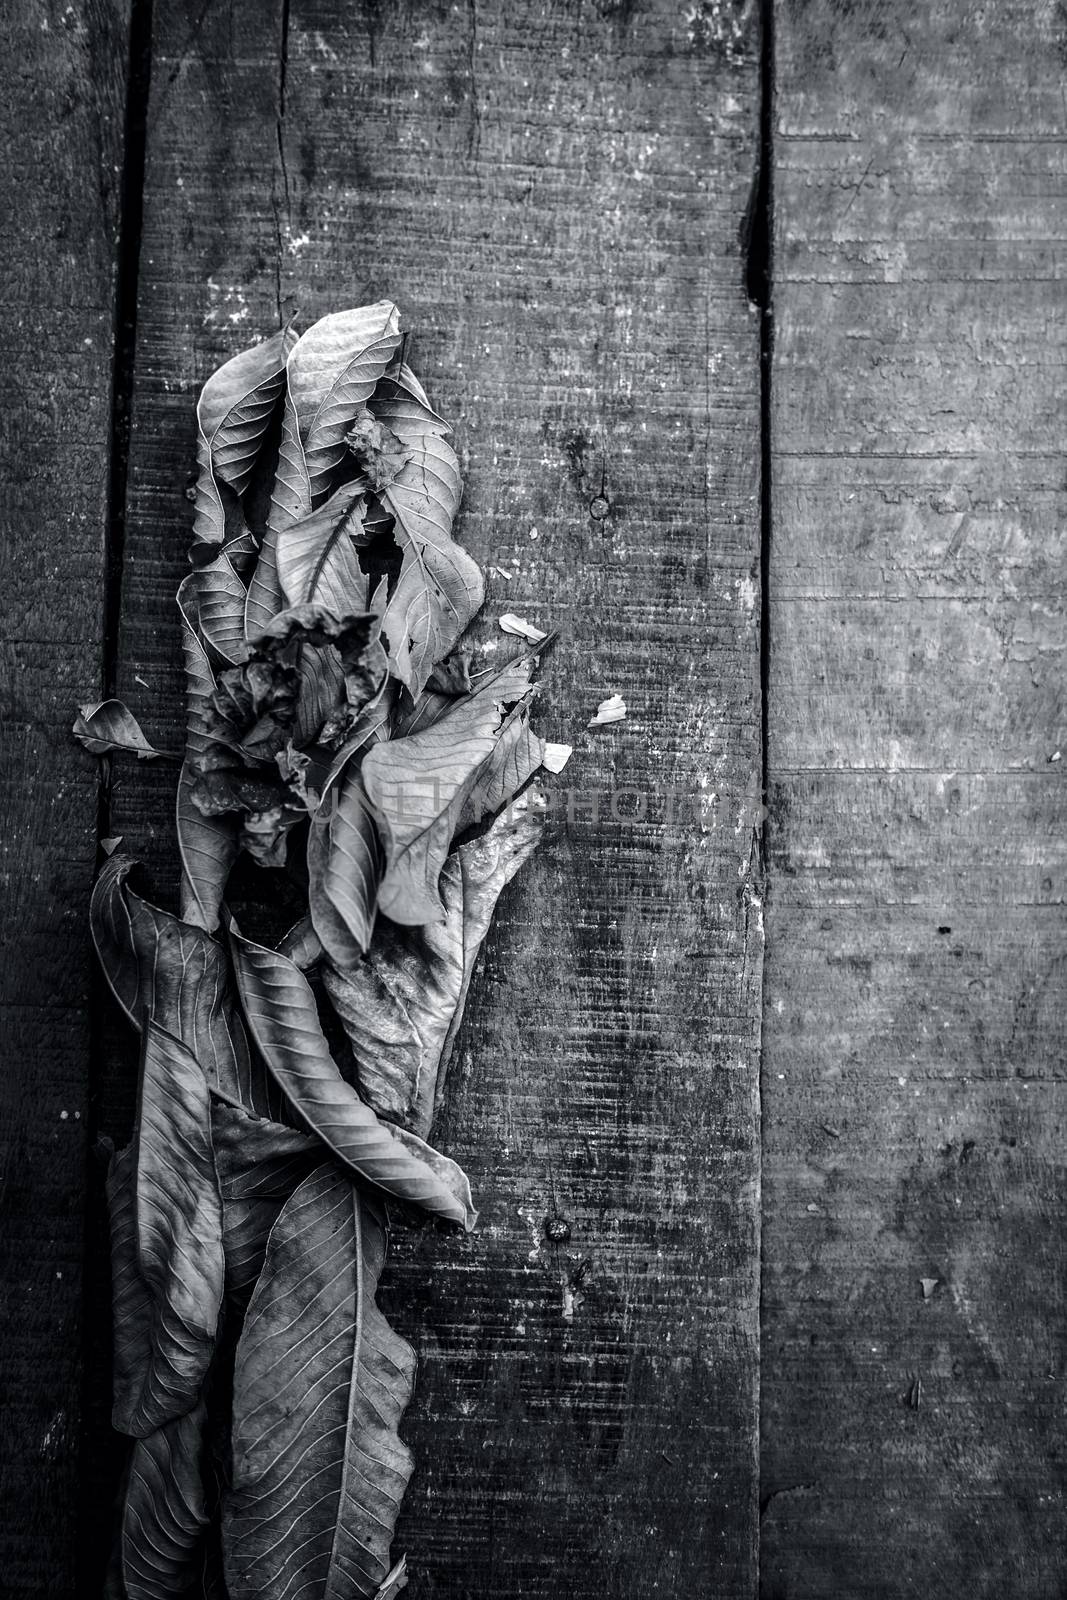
[587,694,627,729]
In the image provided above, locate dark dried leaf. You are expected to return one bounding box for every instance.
[426,647,473,697]
[178,603,240,930]
[91,852,282,1119]
[362,667,534,926]
[117,1402,213,1599]
[229,925,476,1228]
[324,793,545,1136]
[345,405,410,491]
[107,1022,223,1437]
[371,382,483,697]
[223,1165,415,1600]
[73,700,162,760]
[211,1098,321,1306]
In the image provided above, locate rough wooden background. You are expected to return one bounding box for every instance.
[0,0,1063,1596]
[0,5,129,1596]
[83,2,764,1597]
[761,1,1067,1596]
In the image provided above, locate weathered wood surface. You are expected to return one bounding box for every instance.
[0,4,128,1596]
[761,3,1067,1596]
[98,2,765,1596]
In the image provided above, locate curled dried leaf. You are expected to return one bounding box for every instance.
[73,700,163,760]
[223,1166,415,1600]
[345,404,411,490]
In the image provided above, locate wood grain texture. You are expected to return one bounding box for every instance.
[0,2,128,1593]
[101,1,764,1595]
[762,3,1067,1595]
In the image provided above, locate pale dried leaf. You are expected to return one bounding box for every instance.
[498,612,548,644]
[193,330,292,554]
[275,479,369,613]
[588,692,627,727]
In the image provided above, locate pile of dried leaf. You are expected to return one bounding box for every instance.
[76,304,561,1599]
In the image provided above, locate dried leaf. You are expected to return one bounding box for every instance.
[373,1558,409,1600]
[211,1098,321,1306]
[178,605,239,930]
[117,1402,213,1599]
[179,553,249,668]
[426,647,473,696]
[289,303,403,508]
[193,330,292,556]
[275,479,369,613]
[372,381,483,697]
[588,692,626,727]
[239,806,302,869]
[276,914,324,970]
[319,763,384,958]
[498,612,548,644]
[219,606,385,759]
[107,1022,223,1437]
[363,667,533,926]
[267,305,401,539]
[456,708,545,833]
[345,405,410,491]
[223,1165,415,1600]
[91,852,281,1119]
[541,741,573,774]
[322,962,423,1125]
[324,794,545,1136]
[73,700,162,760]
[229,925,476,1228]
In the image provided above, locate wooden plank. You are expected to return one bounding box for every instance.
[0,3,129,1593]
[762,2,1067,1594]
[102,1,764,1593]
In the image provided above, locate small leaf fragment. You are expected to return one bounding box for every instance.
[73,700,162,760]
[498,612,548,644]
[373,1558,409,1600]
[588,692,627,728]
[541,741,573,773]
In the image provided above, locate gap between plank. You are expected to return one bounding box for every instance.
[79,2,154,1588]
